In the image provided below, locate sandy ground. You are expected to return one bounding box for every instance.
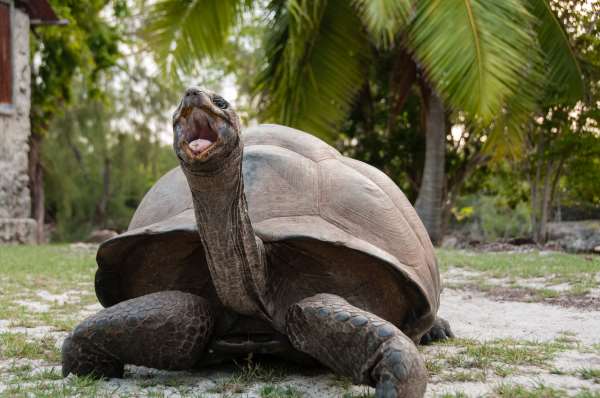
[439,288,600,345]
[1,268,600,397]
[428,288,600,396]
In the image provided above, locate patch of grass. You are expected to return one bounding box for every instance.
[440,370,486,382]
[495,384,600,398]
[436,393,469,398]
[29,368,63,382]
[330,375,353,390]
[494,364,515,377]
[569,282,594,297]
[579,368,600,383]
[6,361,33,377]
[436,249,600,285]
[342,389,374,398]
[145,391,168,398]
[533,288,561,299]
[0,298,30,321]
[39,314,79,332]
[425,357,444,375]
[260,384,304,398]
[495,384,566,397]
[138,377,190,389]
[549,367,568,375]
[430,337,573,379]
[2,375,103,398]
[461,340,555,367]
[555,332,580,345]
[575,391,600,398]
[0,245,96,291]
[207,360,286,395]
[0,332,61,362]
[206,376,246,394]
[235,359,287,384]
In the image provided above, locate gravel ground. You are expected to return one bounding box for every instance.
[1,263,599,397]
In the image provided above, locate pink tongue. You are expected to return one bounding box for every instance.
[189,139,213,154]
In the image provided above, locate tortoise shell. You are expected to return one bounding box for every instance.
[96,124,440,340]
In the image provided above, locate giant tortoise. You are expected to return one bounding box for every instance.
[62,88,452,397]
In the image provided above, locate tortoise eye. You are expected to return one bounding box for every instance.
[213,96,228,109]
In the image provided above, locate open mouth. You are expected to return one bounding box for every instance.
[180,107,220,157]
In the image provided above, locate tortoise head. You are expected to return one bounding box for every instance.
[173,88,241,169]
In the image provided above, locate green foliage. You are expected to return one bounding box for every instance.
[455,195,532,241]
[338,70,424,200]
[448,161,530,240]
[255,0,370,140]
[409,0,538,121]
[31,0,122,136]
[351,0,411,46]
[529,0,585,103]
[562,133,600,207]
[32,1,188,241]
[142,0,251,79]
[43,71,179,240]
[144,0,583,140]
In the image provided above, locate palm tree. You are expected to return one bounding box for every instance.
[143,0,583,244]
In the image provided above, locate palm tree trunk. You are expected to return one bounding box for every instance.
[415,86,445,245]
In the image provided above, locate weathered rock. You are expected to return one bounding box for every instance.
[441,236,459,249]
[547,220,600,253]
[86,229,118,243]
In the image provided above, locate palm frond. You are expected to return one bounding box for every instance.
[351,0,413,46]
[408,0,540,121]
[142,0,249,78]
[528,0,584,103]
[255,0,370,140]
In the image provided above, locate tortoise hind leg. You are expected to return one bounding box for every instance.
[285,293,427,398]
[62,291,213,378]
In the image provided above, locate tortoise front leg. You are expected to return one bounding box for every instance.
[285,294,427,398]
[62,291,214,378]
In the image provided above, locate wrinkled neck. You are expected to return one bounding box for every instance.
[182,145,268,318]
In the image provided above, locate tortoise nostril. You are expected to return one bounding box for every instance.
[185,89,201,97]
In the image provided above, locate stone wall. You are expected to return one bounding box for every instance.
[0,8,36,244]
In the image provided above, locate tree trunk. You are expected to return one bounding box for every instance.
[28,133,45,243]
[538,161,554,243]
[530,134,545,242]
[386,48,416,135]
[415,86,445,245]
[94,156,111,228]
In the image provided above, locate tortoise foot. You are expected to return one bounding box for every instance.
[419,317,454,345]
[62,333,124,378]
[286,293,427,398]
[62,291,214,378]
[372,338,427,398]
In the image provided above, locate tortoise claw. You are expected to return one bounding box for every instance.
[420,317,454,345]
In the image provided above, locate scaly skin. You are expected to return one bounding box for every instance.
[62,291,214,378]
[286,294,427,398]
